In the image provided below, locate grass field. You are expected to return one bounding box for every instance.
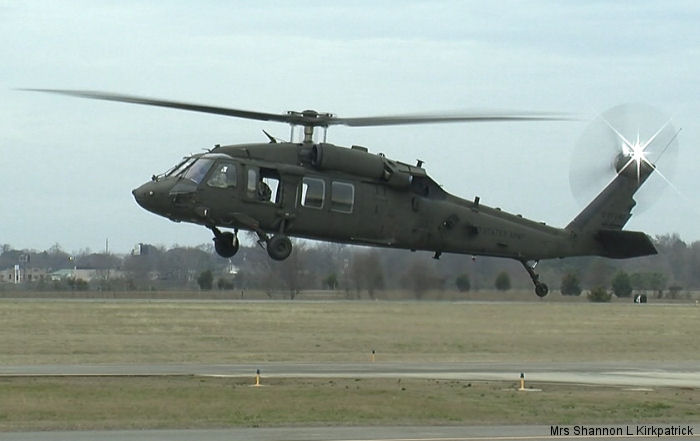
[0,299,698,364]
[0,298,698,430]
[1,377,697,431]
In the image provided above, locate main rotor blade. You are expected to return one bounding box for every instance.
[333,112,574,127]
[331,113,571,127]
[21,88,574,127]
[20,89,292,124]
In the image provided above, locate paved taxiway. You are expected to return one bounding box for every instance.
[3,424,700,441]
[1,361,699,388]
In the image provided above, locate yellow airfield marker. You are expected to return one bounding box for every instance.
[517,372,542,392]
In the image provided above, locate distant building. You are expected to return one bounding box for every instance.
[0,267,19,283]
[132,243,156,256]
[49,268,125,282]
[49,269,78,281]
[0,267,49,283]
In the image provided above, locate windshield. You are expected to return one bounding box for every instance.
[165,157,197,177]
[181,158,214,184]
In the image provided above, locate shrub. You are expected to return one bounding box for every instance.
[611,271,632,297]
[197,270,213,290]
[587,286,612,302]
[455,274,471,292]
[217,278,234,290]
[668,285,683,299]
[494,272,511,291]
[560,273,582,296]
[323,273,339,290]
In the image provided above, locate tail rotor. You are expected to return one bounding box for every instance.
[569,103,680,213]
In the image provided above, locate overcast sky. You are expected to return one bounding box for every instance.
[2,0,699,254]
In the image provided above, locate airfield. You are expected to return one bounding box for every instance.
[0,296,698,440]
[3,360,700,388]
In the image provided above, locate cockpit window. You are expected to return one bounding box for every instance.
[182,158,214,184]
[166,157,197,177]
[207,162,237,188]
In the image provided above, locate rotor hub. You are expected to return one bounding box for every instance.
[286,109,335,128]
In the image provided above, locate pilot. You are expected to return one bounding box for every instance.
[208,164,236,188]
[208,170,227,188]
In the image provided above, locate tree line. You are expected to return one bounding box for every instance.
[0,233,697,299]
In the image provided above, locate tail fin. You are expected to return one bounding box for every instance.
[566,159,657,258]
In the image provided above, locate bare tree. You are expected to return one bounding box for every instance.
[274,240,310,299]
[400,258,444,299]
[348,250,385,299]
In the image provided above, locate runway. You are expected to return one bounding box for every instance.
[1,361,699,388]
[2,424,700,441]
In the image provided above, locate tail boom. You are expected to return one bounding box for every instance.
[566,159,657,259]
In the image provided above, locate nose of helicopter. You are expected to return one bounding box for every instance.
[132,183,153,210]
[132,181,168,215]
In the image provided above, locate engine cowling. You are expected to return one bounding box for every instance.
[311,144,385,179]
[310,143,413,189]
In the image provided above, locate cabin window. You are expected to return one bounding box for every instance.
[331,181,354,213]
[247,167,280,202]
[301,177,325,209]
[207,162,237,188]
[260,169,281,203]
[182,158,214,184]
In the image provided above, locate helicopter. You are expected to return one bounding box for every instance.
[24,89,669,297]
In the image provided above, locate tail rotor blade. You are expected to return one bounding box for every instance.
[569,103,679,213]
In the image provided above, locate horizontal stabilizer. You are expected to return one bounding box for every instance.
[596,229,657,258]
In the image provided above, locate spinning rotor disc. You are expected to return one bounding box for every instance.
[569,103,679,212]
[20,89,571,128]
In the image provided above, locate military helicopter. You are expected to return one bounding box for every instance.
[25,89,672,296]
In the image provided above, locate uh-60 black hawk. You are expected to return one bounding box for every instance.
[26,90,678,296]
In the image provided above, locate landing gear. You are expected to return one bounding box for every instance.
[535,282,549,297]
[211,227,239,258]
[209,221,293,261]
[264,219,292,261]
[520,260,548,297]
[267,234,292,261]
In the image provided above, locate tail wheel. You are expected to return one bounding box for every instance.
[214,231,239,258]
[521,260,548,298]
[267,235,292,261]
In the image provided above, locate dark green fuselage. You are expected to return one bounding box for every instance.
[132,141,655,262]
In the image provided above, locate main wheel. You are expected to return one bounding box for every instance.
[535,283,549,298]
[267,235,292,261]
[214,232,239,258]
